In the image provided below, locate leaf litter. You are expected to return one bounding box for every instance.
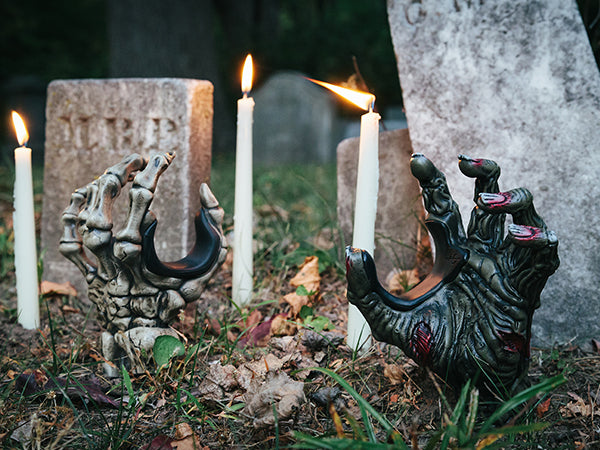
[2,247,600,448]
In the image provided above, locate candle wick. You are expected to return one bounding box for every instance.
[243,92,249,99]
[369,99,375,113]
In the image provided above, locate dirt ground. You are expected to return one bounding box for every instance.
[1,256,599,449]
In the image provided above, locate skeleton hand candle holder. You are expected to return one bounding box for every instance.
[60,153,227,376]
[346,154,559,393]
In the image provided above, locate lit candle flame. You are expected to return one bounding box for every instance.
[11,111,29,147]
[306,78,375,111]
[241,54,253,95]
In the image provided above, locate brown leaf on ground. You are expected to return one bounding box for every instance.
[384,363,406,385]
[536,397,552,418]
[174,422,193,440]
[243,371,306,428]
[271,313,297,336]
[144,435,174,450]
[61,304,81,314]
[282,292,311,317]
[290,256,320,293]
[239,309,263,330]
[238,318,274,347]
[204,317,221,336]
[280,256,322,318]
[40,280,77,297]
[560,392,598,417]
[15,373,118,408]
[170,434,207,450]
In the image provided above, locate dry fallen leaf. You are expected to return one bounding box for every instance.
[384,363,405,385]
[477,434,501,449]
[290,256,320,293]
[271,314,297,336]
[40,280,77,297]
[560,392,598,417]
[61,305,81,314]
[174,422,193,440]
[243,371,305,428]
[536,397,551,418]
[169,434,206,450]
[282,292,311,317]
[239,309,263,330]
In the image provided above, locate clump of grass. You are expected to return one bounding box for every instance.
[296,367,566,449]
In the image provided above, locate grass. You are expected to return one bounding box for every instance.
[0,156,598,448]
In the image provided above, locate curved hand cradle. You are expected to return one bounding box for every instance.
[141,208,222,279]
[366,219,469,312]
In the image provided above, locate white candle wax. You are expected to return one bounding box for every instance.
[232,94,255,307]
[347,109,380,352]
[14,145,40,329]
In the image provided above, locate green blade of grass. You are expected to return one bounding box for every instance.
[479,374,566,435]
[306,367,407,448]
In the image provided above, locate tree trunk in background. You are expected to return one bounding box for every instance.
[107,0,233,153]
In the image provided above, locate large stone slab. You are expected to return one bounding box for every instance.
[387,0,600,345]
[42,78,214,296]
[253,72,337,165]
[337,128,423,278]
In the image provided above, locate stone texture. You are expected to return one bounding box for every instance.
[253,71,337,165]
[337,129,422,278]
[387,0,600,345]
[42,78,214,296]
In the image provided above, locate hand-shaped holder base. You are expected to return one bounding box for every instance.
[346,154,559,394]
[59,153,227,376]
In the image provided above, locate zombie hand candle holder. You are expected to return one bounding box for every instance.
[60,153,227,376]
[346,154,559,393]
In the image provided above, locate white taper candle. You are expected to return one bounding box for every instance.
[348,108,380,352]
[12,111,40,329]
[232,55,255,307]
[305,78,381,353]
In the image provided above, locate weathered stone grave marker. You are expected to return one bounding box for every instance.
[387,0,600,344]
[337,129,423,279]
[42,78,214,296]
[253,72,337,165]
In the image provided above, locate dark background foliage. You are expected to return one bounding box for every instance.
[0,0,598,155]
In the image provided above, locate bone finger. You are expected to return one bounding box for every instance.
[200,183,225,227]
[115,153,175,245]
[77,180,118,281]
[105,153,147,186]
[78,180,98,224]
[85,154,146,231]
[59,188,97,277]
[85,173,124,231]
[113,239,161,296]
[82,229,118,281]
[200,183,219,209]
[133,152,175,192]
[507,224,557,248]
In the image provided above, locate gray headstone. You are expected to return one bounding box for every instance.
[388,0,600,345]
[337,128,423,278]
[42,78,214,296]
[253,72,337,165]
